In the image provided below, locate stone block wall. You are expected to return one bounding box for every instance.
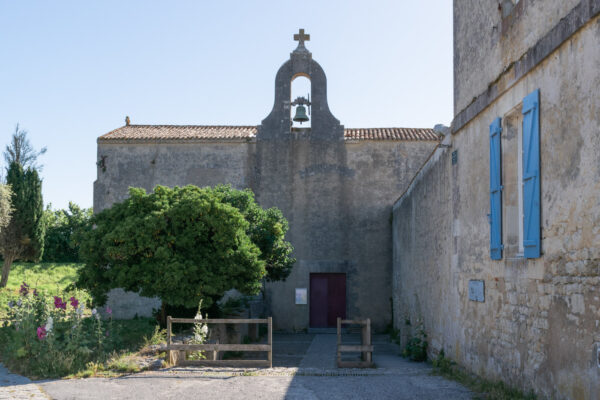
[393,12,600,399]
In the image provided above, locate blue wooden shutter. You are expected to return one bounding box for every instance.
[489,117,503,260]
[522,89,541,258]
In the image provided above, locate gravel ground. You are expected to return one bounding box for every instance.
[39,372,473,400]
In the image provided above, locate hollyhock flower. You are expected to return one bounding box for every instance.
[19,282,29,296]
[46,316,54,332]
[69,296,79,309]
[33,289,38,297]
[37,325,47,340]
[54,296,67,310]
[105,306,112,315]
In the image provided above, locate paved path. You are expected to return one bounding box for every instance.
[3,334,474,399]
[298,334,337,369]
[0,363,48,399]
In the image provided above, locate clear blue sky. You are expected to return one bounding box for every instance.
[0,0,453,209]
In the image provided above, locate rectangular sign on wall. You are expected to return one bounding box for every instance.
[468,280,485,302]
[295,288,307,305]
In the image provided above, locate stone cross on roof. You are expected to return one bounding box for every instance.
[293,29,310,51]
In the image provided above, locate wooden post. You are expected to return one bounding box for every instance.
[365,318,372,364]
[267,317,273,368]
[167,316,173,365]
[337,317,342,366]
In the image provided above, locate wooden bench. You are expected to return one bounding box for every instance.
[167,316,272,368]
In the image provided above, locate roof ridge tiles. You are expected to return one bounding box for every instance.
[98,125,439,142]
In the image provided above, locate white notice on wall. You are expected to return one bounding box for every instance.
[295,288,307,304]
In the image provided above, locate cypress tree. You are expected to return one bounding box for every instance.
[0,162,45,287]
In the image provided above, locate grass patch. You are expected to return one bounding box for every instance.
[0,262,90,319]
[432,350,537,400]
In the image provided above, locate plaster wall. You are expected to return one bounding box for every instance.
[394,15,600,399]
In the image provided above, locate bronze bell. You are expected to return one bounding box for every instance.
[293,105,309,124]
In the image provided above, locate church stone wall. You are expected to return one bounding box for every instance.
[94,136,436,329]
[264,139,436,332]
[94,141,255,212]
[394,11,600,399]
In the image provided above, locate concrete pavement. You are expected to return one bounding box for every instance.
[2,334,473,399]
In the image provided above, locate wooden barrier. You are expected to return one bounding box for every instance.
[167,316,272,368]
[337,317,373,368]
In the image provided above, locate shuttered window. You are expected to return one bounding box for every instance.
[489,117,503,260]
[522,89,541,258]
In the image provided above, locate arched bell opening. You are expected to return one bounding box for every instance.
[291,74,311,129]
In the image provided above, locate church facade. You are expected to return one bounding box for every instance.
[94,30,439,331]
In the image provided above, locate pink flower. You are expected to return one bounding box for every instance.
[105,306,112,315]
[19,282,29,296]
[53,296,67,310]
[69,297,79,309]
[37,325,47,340]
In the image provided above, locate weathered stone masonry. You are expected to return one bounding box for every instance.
[394,1,600,399]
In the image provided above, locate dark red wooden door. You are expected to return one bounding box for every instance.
[309,273,346,328]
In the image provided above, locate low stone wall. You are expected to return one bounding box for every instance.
[104,288,161,319]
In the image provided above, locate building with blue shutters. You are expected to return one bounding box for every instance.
[392,1,600,398]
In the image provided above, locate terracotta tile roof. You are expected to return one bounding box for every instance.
[98,125,257,141]
[98,125,439,142]
[343,128,438,141]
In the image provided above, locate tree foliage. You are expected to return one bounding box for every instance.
[0,184,13,235]
[4,124,47,171]
[42,202,93,262]
[0,162,45,287]
[77,185,295,309]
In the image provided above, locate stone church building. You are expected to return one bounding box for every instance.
[94,30,439,331]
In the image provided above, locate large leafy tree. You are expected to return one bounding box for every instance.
[0,162,45,287]
[43,202,93,262]
[212,185,295,282]
[77,185,295,309]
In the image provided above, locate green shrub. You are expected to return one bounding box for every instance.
[401,322,428,362]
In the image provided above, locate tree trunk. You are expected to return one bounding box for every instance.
[0,255,15,288]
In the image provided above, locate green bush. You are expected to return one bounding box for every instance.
[76,185,295,311]
[401,322,428,362]
[42,203,92,263]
